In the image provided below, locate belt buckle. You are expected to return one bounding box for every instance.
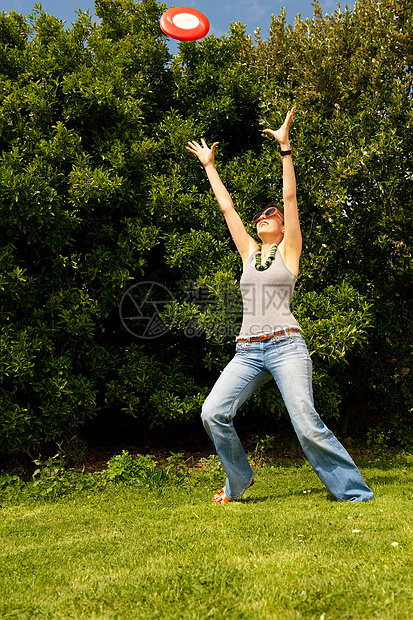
[271,330,283,341]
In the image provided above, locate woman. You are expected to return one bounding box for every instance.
[186,107,374,504]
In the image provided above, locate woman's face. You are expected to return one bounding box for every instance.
[256,211,284,241]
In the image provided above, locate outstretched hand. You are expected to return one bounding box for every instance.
[263,106,296,146]
[186,138,219,168]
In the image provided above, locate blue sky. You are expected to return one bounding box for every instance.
[2,1,354,42]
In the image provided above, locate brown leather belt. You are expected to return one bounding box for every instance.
[236,328,301,343]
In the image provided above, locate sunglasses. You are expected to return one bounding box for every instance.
[252,206,284,224]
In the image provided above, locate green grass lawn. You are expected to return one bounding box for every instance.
[0,454,412,619]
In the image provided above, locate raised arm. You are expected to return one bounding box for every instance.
[263,106,302,275]
[186,139,258,264]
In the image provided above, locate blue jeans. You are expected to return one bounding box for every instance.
[201,332,374,502]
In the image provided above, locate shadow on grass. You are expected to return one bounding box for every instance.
[236,487,326,503]
[363,473,410,486]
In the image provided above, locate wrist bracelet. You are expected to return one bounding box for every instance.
[280,149,292,157]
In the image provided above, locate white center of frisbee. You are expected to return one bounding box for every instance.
[172,13,200,29]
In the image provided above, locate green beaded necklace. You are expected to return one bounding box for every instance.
[255,245,277,271]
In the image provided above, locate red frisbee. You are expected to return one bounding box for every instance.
[160,7,210,41]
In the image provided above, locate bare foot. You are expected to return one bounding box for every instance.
[212,479,254,504]
[213,488,232,504]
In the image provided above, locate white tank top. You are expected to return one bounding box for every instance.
[237,249,301,339]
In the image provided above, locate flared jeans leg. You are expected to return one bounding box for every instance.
[264,334,374,502]
[201,348,271,499]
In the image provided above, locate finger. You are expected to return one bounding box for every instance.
[187,140,201,149]
[210,141,219,154]
[201,138,208,148]
[285,106,296,124]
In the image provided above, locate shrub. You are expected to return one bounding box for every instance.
[0,0,412,458]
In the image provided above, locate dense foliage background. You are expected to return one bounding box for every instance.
[0,0,412,458]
